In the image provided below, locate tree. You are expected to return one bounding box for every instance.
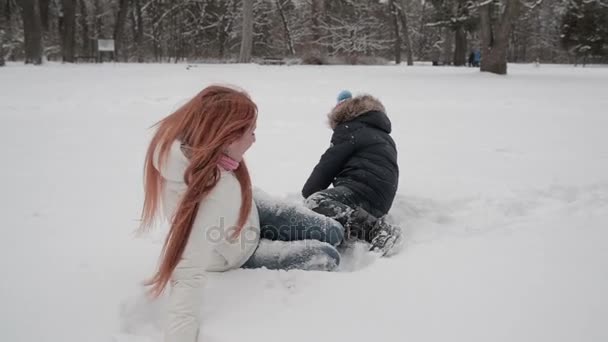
[398,0,415,65]
[316,0,389,63]
[5,0,601,65]
[389,0,402,64]
[560,0,608,65]
[478,0,521,74]
[309,0,325,58]
[388,0,415,65]
[131,0,144,62]
[39,0,49,31]
[114,0,130,62]
[0,29,5,66]
[0,1,6,66]
[239,0,253,62]
[428,0,477,66]
[276,0,295,55]
[61,0,76,62]
[20,0,43,64]
[452,0,468,66]
[252,0,276,58]
[410,0,441,62]
[78,0,91,58]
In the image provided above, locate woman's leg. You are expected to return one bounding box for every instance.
[242,239,340,271]
[254,190,344,246]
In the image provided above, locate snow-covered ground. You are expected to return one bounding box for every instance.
[1,62,607,342]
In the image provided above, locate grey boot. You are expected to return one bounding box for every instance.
[344,207,378,241]
[368,217,401,256]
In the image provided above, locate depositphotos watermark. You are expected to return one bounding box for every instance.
[204,217,345,246]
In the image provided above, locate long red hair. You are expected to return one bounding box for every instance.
[140,85,257,296]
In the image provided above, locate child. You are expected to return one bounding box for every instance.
[302,90,401,255]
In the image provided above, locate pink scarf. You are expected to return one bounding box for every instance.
[218,154,239,171]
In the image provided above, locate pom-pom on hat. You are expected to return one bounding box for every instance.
[336,90,353,104]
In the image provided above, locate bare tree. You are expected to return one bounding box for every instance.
[78,0,91,58]
[479,0,521,74]
[310,0,324,57]
[114,0,130,61]
[39,0,49,32]
[0,1,6,66]
[276,0,295,55]
[4,0,582,66]
[21,0,43,64]
[61,0,76,62]
[215,0,238,59]
[398,0,414,65]
[453,27,466,65]
[131,0,144,62]
[441,27,453,64]
[239,0,253,62]
[315,1,390,63]
[389,0,402,64]
[0,29,5,66]
[410,0,436,61]
[452,0,467,66]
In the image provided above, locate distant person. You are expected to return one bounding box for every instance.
[473,50,481,67]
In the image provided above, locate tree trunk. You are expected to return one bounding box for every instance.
[21,0,43,64]
[132,0,144,62]
[0,29,5,66]
[218,27,226,59]
[92,0,105,62]
[239,0,253,63]
[479,0,520,75]
[453,26,466,66]
[61,0,76,62]
[276,0,295,56]
[453,0,466,66]
[92,0,103,38]
[521,37,527,62]
[170,5,176,62]
[418,1,428,59]
[39,0,49,31]
[398,0,414,65]
[0,4,6,65]
[113,0,129,62]
[442,27,453,65]
[219,0,238,60]
[389,0,401,64]
[78,0,91,57]
[310,0,324,57]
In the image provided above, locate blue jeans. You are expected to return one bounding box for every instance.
[243,191,344,271]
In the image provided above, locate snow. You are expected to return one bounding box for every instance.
[1,62,607,342]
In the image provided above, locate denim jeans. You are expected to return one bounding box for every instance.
[242,191,345,271]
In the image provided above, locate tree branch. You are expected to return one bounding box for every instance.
[519,0,544,10]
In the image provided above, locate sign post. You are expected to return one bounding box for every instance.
[97,39,115,63]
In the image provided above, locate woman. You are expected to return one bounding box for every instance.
[140,85,344,342]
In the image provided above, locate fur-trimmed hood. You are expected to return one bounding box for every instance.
[328,95,390,132]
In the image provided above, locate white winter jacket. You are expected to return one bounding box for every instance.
[153,141,260,342]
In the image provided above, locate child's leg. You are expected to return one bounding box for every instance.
[254,190,344,246]
[305,187,403,256]
[242,239,340,271]
[303,187,356,225]
[304,186,378,241]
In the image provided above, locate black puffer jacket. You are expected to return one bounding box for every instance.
[302,95,399,215]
